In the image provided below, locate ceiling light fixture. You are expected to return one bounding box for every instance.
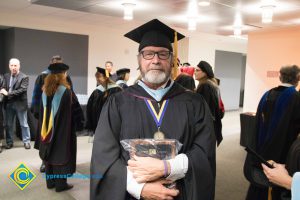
[198,0,210,6]
[260,0,276,23]
[233,27,242,36]
[187,0,198,30]
[233,13,243,36]
[188,18,197,31]
[122,2,136,20]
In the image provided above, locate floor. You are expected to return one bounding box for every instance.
[0,109,249,200]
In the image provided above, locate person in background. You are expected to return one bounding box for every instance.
[245,65,300,200]
[90,19,215,200]
[85,67,122,135]
[116,68,130,89]
[179,62,194,77]
[194,61,223,146]
[105,61,117,82]
[215,78,225,119]
[31,55,73,118]
[32,55,73,173]
[37,62,83,192]
[194,60,222,198]
[0,73,6,153]
[175,73,195,91]
[1,58,31,150]
[182,62,190,67]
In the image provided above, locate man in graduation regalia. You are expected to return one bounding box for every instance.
[86,67,122,134]
[245,65,300,200]
[90,19,216,200]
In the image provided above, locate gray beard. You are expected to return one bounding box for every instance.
[143,70,169,85]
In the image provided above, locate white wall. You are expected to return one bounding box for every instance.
[0,11,248,99]
[187,33,247,67]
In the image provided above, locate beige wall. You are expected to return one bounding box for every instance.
[244,26,300,112]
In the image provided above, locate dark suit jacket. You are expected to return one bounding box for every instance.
[4,72,29,111]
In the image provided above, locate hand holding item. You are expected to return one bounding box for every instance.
[128,155,170,183]
[0,88,8,96]
[141,179,179,200]
[262,162,292,189]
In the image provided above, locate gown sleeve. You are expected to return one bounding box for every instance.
[183,95,216,200]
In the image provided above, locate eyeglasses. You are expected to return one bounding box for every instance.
[140,50,172,60]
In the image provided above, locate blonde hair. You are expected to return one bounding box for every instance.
[43,73,70,96]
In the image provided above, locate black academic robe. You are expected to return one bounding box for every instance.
[85,86,122,133]
[90,82,216,200]
[246,86,300,200]
[37,88,83,174]
[275,137,300,199]
[196,80,223,146]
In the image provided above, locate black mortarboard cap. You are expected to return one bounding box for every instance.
[124,19,185,52]
[116,68,130,76]
[48,63,69,74]
[96,67,106,76]
[197,61,214,79]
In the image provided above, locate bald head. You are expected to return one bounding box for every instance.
[9,58,20,76]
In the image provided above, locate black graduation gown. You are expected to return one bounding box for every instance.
[37,89,82,175]
[196,81,223,146]
[85,86,122,133]
[90,82,216,200]
[246,86,300,200]
[276,137,300,199]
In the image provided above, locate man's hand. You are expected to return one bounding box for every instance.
[0,88,8,96]
[262,162,292,189]
[128,156,168,183]
[141,179,179,200]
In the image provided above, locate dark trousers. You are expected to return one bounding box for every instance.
[45,163,68,190]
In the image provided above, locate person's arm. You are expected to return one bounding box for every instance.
[127,168,145,199]
[128,153,188,183]
[262,162,292,189]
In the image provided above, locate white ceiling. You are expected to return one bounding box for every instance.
[1,0,300,36]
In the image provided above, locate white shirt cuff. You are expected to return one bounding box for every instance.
[166,153,188,181]
[292,172,300,199]
[126,167,145,199]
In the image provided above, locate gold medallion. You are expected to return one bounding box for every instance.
[154,131,165,140]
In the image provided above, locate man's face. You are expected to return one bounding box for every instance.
[105,63,113,73]
[9,60,20,76]
[138,46,173,85]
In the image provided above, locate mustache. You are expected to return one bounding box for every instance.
[148,66,164,71]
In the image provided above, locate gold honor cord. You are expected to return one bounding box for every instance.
[41,108,53,140]
[172,31,178,80]
[268,187,272,200]
[105,69,110,78]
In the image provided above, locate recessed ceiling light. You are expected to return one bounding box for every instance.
[198,1,210,7]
